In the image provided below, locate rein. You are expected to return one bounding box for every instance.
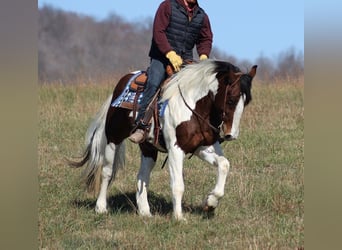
[178,85,220,133]
[177,74,242,135]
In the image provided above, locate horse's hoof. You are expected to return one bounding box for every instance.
[202,196,217,218]
[174,213,187,222]
[203,204,215,213]
[202,193,220,214]
[202,204,216,219]
[138,211,153,218]
[175,216,187,222]
[95,205,108,214]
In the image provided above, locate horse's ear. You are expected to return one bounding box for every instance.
[249,65,258,78]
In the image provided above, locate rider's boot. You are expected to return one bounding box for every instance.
[128,121,149,144]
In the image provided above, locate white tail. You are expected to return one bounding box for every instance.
[68,94,126,196]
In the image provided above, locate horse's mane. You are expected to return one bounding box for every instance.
[161,60,241,103]
[240,74,253,105]
[161,60,221,102]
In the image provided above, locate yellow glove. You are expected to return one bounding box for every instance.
[166,51,183,72]
[199,54,208,60]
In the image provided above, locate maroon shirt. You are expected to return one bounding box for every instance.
[152,0,213,57]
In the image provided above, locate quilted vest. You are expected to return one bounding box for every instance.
[149,0,205,61]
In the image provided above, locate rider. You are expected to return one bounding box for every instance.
[129,0,213,143]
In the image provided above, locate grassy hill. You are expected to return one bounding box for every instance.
[38,77,304,249]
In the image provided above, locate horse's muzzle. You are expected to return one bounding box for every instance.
[224,134,236,141]
[219,124,239,141]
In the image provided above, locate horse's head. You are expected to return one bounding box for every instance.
[214,62,257,141]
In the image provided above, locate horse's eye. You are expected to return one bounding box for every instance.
[227,99,236,106]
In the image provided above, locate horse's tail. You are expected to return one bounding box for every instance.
[68,94,113,195]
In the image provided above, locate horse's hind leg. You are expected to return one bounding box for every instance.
[195,142,230,212]
[136,154,156,217]
[95,143,115,213]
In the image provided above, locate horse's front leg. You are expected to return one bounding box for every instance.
[195,142,230,212]
[168,146,186,220]
[136,152,156,217]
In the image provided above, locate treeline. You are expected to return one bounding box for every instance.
[38,6,304,83]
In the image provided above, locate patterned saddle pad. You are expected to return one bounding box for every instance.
[110,70,169,118]
[111,71,146,109]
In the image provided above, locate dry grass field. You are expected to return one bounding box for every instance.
[38,76,304,249]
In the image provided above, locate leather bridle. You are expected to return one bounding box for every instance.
[178,73,243,134]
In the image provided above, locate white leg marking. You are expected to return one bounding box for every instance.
[95,143,115,214]
[136,155,155,217]
[168,146,186,220]
[195,142,230,210]
[161,105,188,220]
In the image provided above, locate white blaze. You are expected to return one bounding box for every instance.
[230,94,245,139]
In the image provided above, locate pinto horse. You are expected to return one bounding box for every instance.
[69,60,257,220]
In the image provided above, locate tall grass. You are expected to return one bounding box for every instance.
[38,78,304,249]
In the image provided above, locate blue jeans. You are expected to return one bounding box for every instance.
[136,58,167,124]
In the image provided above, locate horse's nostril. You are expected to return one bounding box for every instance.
[225,134,236,141]
[225,135,232,141]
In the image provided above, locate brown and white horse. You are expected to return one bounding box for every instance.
[69,60,257,220]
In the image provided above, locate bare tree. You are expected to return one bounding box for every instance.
[38,6,304,83]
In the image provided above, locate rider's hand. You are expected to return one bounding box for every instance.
[166,51,183,72]
[199,54,208,60]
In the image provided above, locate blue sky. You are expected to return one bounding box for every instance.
[38,0,304,62]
